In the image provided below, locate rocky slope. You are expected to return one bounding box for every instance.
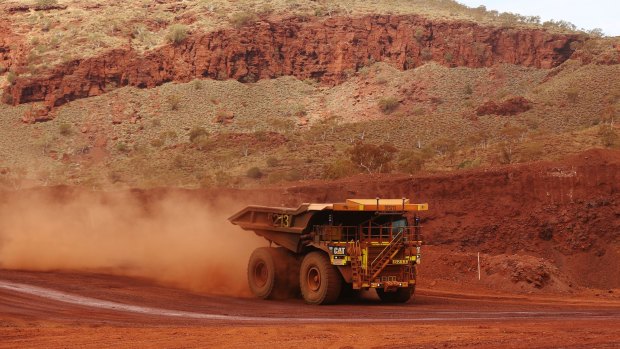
[4,15,581,110]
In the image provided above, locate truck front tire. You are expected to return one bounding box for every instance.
[300,251,342,305]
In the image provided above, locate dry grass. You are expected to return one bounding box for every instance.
[0,4,618,188]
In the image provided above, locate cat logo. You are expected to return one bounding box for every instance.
[329,246,346,255]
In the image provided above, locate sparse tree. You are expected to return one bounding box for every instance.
[349,142,397,173]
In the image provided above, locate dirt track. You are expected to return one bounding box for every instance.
[0,270,619,348]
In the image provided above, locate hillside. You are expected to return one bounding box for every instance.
[0,0,619,189]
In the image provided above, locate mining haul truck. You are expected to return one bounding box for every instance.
[229,198,428,305]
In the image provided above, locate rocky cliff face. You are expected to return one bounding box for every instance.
[0,21,21,74]
[4,15,581,110]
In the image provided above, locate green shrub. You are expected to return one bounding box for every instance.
[498,143,514,164]
[41,18,52,32]
[246,167,263,179]
[192,79,203,90]
[421,48,433,60]
[161,130,178,140]
[411,107,426,116]
[212,171,229,186]
[108,171,122,183]
[375,76,388,84]
[230,12,258,28]
[457,158,482,169]
[59,122,72,136]
[566,88,579,103]
[286,169,303,181]
[253,130,267,141]
[166,94,181,110]
[414,28,425,43]
[519,142,544,162]
[116,142,129,153]
[377,97,399,114]
[292,104,307,117]
[323,159,357,179]
[267,171,287,184]
[240,72,256,83]
[464,84,473,95]
[166,24,188,45]
[398,150,426,173]
[194,137,210,150]
[6,71,17,85]
[150,137,164,148]
[189,127,208,143]
[266,157,279,167]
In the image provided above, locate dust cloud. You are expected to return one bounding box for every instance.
[0,189,266,296]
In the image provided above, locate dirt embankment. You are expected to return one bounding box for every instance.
[4,15,580,109]
[285,149,620,290]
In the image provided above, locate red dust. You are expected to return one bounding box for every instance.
[0,189,265,296]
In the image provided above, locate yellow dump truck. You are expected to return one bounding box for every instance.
[229,198,428,305]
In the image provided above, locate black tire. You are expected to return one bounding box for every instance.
[376,286,415,303]
[247,247,293,300]
[300,251,342,305]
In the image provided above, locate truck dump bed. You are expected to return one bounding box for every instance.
[229,199,428,252]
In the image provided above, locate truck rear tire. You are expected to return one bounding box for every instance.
[300,251,342,305]
[248,247,290,299]
[376,286,415,303]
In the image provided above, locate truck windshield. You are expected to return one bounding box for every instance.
[392,218,407,233]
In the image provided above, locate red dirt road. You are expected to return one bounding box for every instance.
[0,270,618,348]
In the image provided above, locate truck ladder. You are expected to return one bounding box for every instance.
[369,231,403,281]
[349,240,363,288]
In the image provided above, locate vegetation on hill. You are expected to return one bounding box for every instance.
[0,1,617,189]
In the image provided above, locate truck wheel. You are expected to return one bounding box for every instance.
[376,286,415,303]
[300,251,342,305]
[247,247,288,299]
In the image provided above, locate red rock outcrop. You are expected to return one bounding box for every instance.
[0,20,21,73]
[476,96,533,116]
[4,15,582,109]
